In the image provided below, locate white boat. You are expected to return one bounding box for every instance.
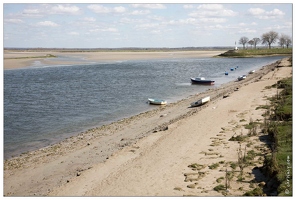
[249,70,255,74]
[148,98,167,105]
[190,96,210,107]
[237,75,247,81]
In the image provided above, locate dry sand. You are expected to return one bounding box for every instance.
[3,56,292,197]
[3,50,225,70]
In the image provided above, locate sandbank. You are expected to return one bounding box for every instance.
[3,50,225,70]
[3,57,292,196]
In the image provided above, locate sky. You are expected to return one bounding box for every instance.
[2,2,293,48]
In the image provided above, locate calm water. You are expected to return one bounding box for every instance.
[4,56,284,159]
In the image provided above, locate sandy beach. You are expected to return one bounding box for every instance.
[4,50,225,70]
[3,54,292,196]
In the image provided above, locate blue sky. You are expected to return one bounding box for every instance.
[3,2,293,48]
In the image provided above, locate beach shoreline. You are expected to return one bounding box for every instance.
[4,50,225,70]
[3,56,292,196]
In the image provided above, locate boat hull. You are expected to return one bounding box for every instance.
[148,98,167,105]
[190,96,210,107]
[191,78,215,85]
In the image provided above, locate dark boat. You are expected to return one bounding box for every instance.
[190,77,215,85]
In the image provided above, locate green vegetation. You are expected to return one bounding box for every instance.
[244,187,264,196]
[229,133,247,142]
[216,177,224,183]
[261,77,293,196]
[230,162,237,170]
[219,48,292,57]
[208,162,220,170]
[188,163,205,170]
[214,184,226,192]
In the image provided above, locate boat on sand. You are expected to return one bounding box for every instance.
[190,96,210,107]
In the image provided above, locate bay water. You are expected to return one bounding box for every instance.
[4,56,284,159]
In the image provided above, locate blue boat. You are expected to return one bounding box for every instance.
[230,68,234,71]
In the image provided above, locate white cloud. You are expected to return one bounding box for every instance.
[248,8,285,19]
[119,17,147,24]
[114,6,126,13]
[104,28,118,32]
[151,30,161,34]
[88,5,127,14]
[88,5,110,13]
[51,4,80,15]
[130,10,151,15]
[90,27,118,32]
[189,4,237,18]
[266,9,285,17]
[248,8,265,15]
[198,18,226,23]
[36,21,59,27]
[68,31,79,35]
[83,17,96,22]
[166,18,197,25]
[197,4,224,11]
[4,19,24,23]
[131,4,166,9]
[183,5,194,9]
[136,23,159,30]
[22,8,43,17]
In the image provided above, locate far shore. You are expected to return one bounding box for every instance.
[3,50,225,70]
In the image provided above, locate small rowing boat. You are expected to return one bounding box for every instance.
[191,77,215,85]
[148,98,167,105]
[190,96,210,107]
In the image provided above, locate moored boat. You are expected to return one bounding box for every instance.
[148,98,167,105]
[249,70,255,74]
[237,75,247,81]
[190,96,210,107]
[191,77,215,85]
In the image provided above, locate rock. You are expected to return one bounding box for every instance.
[187,183,197,189]
[77,172,81,176]
[259,181,265,187]
[223,95,228,98]
[161,126,168,131]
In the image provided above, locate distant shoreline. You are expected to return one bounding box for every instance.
[4,49,226,70]
[4,47,231,52]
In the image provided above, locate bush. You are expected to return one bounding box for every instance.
[214,184,226,192]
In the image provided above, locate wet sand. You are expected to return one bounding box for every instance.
[3,55,292,196]
[4,50,225,70]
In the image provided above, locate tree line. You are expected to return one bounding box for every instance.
[238,31,292,49]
